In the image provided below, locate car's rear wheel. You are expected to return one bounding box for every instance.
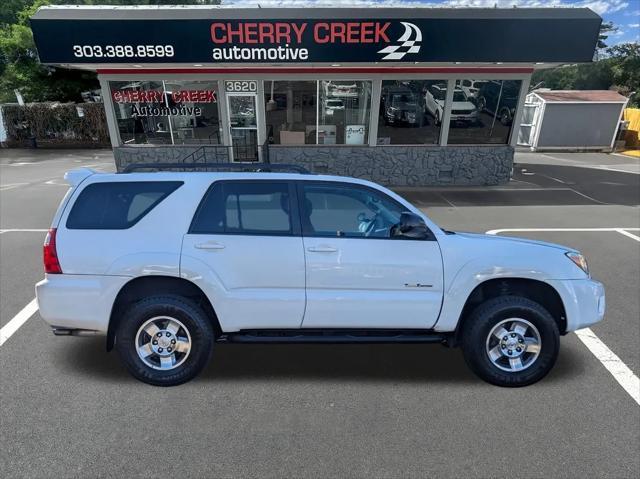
[499,108,512,125]
[461,296,559,387]
[116,295,214,386]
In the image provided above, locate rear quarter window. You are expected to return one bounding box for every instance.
[66,181,183,230]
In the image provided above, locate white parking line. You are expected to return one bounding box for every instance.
[486,227,640,235]
[616,229,640,242]
[575,329,640,406]
[0,299,38,347]
[487,227,640,405]
[0,229,48,234]
[0,183,28,191]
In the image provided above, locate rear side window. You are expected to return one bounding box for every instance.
[190,181,292,235]
[66,181,183,230]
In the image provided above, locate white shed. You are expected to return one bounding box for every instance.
[518,90,628,151]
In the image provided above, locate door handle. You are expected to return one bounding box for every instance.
[195,242,225,250]
[307,246,338,253]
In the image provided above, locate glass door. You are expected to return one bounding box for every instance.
[227,94,259,162]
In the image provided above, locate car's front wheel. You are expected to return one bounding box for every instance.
[116,295,214,386]
[461,296,560,387]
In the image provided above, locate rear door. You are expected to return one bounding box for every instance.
[298,181,444,329]
[181,180,305,330]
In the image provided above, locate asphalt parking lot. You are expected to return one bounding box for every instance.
[1,149,639,478]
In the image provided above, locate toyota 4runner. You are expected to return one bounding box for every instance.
[36,166,605,387]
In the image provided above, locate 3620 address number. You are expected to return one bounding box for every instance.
[72,45,175,58]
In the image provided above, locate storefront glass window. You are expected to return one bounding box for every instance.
[265,80,372,145]
[109,80,221,145]
[446,79,522,145]
[318,81,372,145]
[264,81,317,145]
[378,80,445,145]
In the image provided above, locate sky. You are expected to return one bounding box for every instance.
[222,0,640,45]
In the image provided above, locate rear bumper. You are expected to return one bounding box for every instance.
[547,278,605,332]
[35,274,130,334]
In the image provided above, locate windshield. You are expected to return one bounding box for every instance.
[453,91,467,102]
[391,94,417,109]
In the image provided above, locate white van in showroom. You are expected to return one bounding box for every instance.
[36,165,605,387]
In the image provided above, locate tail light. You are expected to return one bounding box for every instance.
[43,228,62,274]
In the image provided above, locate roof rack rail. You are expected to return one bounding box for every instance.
[121,162,311,174]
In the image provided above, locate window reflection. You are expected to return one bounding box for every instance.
[110,80,221,146]
[318,81,371,145]
[447,79,521,144]
[378,80,444,145]
[264,80,317,145]
[265,80,372,145]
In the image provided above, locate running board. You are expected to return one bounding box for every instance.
[221,329,448,344]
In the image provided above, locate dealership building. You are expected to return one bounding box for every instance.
[30,5,602,185]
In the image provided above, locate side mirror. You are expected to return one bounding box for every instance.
[391,212,431,240]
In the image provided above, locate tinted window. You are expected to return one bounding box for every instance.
[66,181,182,230]
[300,183,404,238]
[190,181,292,235]
[447,79,522,145]
[377,80,444,146]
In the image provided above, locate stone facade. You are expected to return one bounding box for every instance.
[114,144,513,186]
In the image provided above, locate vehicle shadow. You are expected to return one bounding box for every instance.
[59,338,585,385]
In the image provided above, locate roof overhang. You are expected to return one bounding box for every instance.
[30,6,602,71]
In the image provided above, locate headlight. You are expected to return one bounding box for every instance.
[566,252,589,276]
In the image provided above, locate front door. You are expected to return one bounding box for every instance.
[298,181,444,329]
[181,180,305,331]
[227,93,259,162]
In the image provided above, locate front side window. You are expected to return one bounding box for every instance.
[110,80,221,146]
[66,181,183,229]
[300,183,404,238]
[190,182,292,235]
[447,79,522,145]
[377,80,444,145]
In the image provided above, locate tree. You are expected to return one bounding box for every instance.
[607,43,640,106]
[0,0,220,103]
[530,23,639,108]
[596,21,618,51]
[0,0,98,103]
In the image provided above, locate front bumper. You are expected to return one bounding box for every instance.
[35,274,130,334]
[546,278,605,332]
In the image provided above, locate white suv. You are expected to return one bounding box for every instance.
[36,166,605,387]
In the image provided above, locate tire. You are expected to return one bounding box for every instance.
[499,108,512,126]
[116,295,214,386]
[461,295,559,387]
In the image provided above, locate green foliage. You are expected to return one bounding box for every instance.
[0,0,220,103]
[597,21,618,50]
[531,42,640,107]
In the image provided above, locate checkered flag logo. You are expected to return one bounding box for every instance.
[377,22,422,61]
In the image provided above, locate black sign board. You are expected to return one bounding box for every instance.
[30,9,602,65]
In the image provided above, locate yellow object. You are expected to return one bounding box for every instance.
[622,108,640,148]
[620,149,640,158]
